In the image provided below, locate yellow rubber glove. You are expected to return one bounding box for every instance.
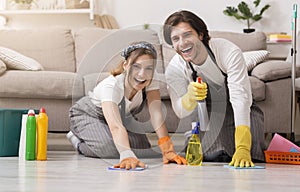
[229,125,255,168]
[158,136,187,165]
[182,81,208,111]
[114,157,146,170]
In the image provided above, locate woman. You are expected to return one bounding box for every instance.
[163,10,265,167]
[67,41,186,170]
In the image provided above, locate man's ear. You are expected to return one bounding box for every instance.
[198,33,204,40]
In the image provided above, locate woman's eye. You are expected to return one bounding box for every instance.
[132,64,141,69]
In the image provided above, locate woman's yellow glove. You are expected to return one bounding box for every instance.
[158,136,187,165]
[229,125,254,168]
[182,81,207,111]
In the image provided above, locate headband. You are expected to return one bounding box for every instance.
[121,41,157,60]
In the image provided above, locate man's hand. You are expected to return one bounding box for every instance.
[182,81,207,111]
[229,125,254,168]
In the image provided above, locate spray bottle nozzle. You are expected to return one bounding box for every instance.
[192,122,200,134]
[197,77,202,83]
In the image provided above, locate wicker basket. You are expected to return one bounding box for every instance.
[264,151,300,165]
[65,0,89,9]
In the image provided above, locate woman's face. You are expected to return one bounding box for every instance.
[170,22,205,64]
[125,54,155,91]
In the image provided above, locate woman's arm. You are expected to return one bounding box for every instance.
[146,89,169,138]
[102,101,146,169]
[101,101,133,156]
[147,89,187,165]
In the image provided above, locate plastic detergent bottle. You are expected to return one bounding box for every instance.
[196,77,209,131]
[26,109,36,160]
[37,107,48,161]
[186,122,203,166]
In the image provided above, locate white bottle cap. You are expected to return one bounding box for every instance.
[28,109,35,115]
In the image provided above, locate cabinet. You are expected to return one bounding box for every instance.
[266,41,291,60]
[0,0,94,20]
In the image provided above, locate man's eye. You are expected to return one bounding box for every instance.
[171,37,179,42]
[146,67,154,71]
[183,32,192,38]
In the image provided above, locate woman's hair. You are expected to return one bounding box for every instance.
[163,10,211,46]
[111,41,157,76]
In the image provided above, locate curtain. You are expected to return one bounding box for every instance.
[94,14,119,29]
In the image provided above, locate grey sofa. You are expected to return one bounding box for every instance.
[0,27,293,134]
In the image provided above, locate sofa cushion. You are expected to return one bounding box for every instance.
[0,47,44,71]
[0,70,83,99]
[0,60,6,75]
[74,28,164,76]
[210,31,267,51]
[296,78,300,91]
[249,76,265,101]
[251,60,291,82]
[0,28,75,72]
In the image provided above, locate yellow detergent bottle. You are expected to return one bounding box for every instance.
[186,122,203,166]
[36,107,48,161]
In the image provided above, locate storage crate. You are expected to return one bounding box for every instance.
[0,109,30,157]
[264,151,300,165]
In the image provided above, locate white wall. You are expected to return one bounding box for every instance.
[111,0,299,35]
[2,0,300,35]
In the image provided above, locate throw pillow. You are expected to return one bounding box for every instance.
[0,59,6,75]
[0,47,44,71]
[243,50,270,71]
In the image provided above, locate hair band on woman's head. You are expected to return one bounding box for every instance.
[121,41,157,60]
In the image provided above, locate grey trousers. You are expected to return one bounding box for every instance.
[69,96,161,159]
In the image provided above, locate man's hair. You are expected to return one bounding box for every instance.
[163,10,210,46]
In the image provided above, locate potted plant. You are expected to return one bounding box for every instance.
[223,0,271,33]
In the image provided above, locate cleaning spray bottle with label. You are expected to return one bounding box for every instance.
[186,122,203,166]
[37,107,48,161]
[26,109,36,160]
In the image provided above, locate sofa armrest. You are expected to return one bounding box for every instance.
[251,60,291,82]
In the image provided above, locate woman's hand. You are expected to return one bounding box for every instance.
[114,157,146,170]
[158,136,187,165]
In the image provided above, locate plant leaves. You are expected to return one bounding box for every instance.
[238,2,253,18]
[253,0,261,7]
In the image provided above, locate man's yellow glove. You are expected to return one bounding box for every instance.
[158,136,187,165]
[182,81,207,111]
[229,125,255,168]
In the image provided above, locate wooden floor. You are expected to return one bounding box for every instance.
[1,150,300,192]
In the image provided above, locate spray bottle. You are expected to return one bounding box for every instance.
[186,122,203,166]
[196,77,209,131]
[25,109,36,160]
[37,107,48,161]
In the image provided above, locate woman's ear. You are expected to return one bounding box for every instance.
[123,61,129,70]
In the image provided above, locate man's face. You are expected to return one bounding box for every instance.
[125,54,155,91]
[170,22,204,64]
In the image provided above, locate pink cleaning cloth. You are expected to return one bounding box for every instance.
[267,133,300,152]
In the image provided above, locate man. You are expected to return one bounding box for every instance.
[163,10,265,167]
